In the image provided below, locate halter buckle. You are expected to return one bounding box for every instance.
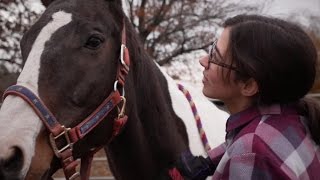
[49,126,73,158]
[113,80,125,96]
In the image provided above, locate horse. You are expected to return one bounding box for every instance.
[0,0,228,179]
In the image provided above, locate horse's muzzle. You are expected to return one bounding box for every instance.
[0,146,24,180]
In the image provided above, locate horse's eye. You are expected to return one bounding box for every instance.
[85,36,104,50]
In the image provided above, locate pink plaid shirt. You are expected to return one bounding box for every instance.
[208,104,320,180]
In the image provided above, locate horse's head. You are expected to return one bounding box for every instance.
[0,0,128,179]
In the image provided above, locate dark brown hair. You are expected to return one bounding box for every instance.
[223,14,320,144]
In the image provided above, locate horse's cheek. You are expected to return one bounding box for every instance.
[25,131,53,180]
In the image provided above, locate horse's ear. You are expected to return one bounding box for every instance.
[41,0,55,7]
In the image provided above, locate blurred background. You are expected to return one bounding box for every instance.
[0,0,319,98]
[0,0,319,179]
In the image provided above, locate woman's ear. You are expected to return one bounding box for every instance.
[240,78,259,97]
[41,0,55,7]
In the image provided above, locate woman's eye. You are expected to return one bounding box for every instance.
[85,36,104,50]
[213,53,223,63]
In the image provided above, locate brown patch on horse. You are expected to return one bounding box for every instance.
[25,131,53,180]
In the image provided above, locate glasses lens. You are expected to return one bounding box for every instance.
[207,40,217,69]
[208,40,219,68]
[207,40,239,72]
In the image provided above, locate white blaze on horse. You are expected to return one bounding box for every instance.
[0,0,228,179]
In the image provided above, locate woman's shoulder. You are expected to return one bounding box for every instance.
[227,104,310,156]
[230,112,307,155]
[231,113,320,179]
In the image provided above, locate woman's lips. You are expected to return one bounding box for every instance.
[202,78,206,83]
[202,74,208,84]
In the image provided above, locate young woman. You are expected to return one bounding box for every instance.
[176,14,320,180]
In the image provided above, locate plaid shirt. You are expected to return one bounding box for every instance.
[208,104,320,180]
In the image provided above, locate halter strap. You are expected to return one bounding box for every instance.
[2,19,130,180]
[3,85,122,179]
[4,85,122,138]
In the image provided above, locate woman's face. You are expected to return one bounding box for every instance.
[200,28,242,102]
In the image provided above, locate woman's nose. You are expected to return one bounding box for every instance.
[199,55,209,69]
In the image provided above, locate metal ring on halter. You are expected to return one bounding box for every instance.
[121,87,125,96]
[113,80,125,96]
[120,44,126,65]
[117,96,127,118]
[114,81,118,91]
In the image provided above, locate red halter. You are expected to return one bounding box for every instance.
[3,20,130,180]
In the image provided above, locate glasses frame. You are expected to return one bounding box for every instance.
[207,39,240,73]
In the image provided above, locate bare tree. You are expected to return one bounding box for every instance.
[0,0,39,71]
[0,0,267,70]
[0,0,40,98]
[125,0,267,65]
[0,0,269,97]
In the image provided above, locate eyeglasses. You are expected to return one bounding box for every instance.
[207,39,239,72]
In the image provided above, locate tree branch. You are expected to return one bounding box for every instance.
[0,58,22,66]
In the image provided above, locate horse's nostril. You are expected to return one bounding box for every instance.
[3,146,24,173]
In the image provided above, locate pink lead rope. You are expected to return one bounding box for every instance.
[177,83,211,152]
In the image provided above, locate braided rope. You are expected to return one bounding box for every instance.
[177,83,211,152]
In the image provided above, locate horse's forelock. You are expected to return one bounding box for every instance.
[41,0,55,7]
[106,0,122,6]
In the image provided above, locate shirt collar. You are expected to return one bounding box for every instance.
[226,104,283,132]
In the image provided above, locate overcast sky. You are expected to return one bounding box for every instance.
[267,0,320,16]
[30,0,320,17]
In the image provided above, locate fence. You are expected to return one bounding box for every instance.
[53,150,114,180]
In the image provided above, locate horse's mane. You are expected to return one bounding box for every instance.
[105,4,189,178]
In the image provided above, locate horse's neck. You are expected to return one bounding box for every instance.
[106,59,189,179]
[106,24,228,178]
